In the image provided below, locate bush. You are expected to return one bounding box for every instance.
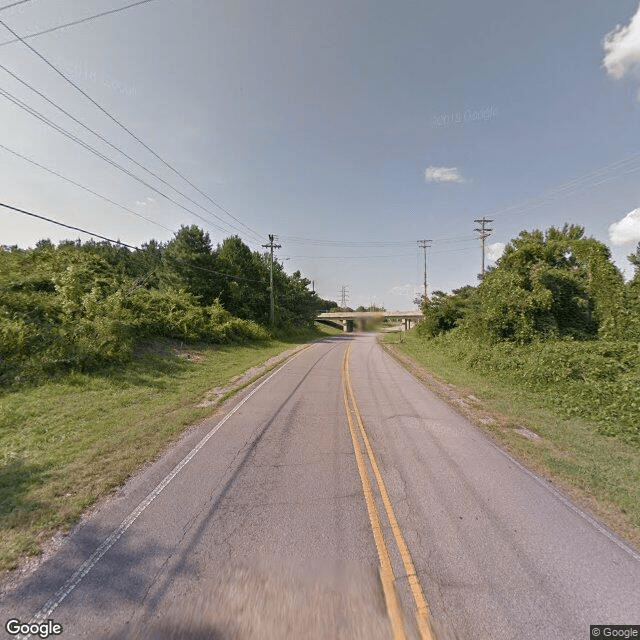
[423,330,640,442]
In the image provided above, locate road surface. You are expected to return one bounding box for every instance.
[1,333,639,639]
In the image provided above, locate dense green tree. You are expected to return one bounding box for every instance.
[418,286,476,337]
[628,242,640,280]
[623,242,640,339]
[216,236,269,322]
[161,225,221,305]
[466,225,624,342]
[0,227,331,383]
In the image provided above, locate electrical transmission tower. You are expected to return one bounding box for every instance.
[339,285,350,309]
[262,234,281,326]
[417,239,432,300]
[473,217,493,277]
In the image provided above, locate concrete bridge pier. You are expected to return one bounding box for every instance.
[341,319,354,332]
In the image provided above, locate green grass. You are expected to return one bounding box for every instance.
[382,330,640,549]
[0,327,328,573]
[313,321,346,336]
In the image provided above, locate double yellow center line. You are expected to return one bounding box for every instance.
[341,343,435,640]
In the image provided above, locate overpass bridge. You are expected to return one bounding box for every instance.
[317,310,423,332]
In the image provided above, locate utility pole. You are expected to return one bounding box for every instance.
[262,234,281,326]
[417,239,432,300]
[473,217,493,277]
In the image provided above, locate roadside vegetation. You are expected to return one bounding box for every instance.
[0,226,335,386]
[0,228,337,573]
[384,224,640,545]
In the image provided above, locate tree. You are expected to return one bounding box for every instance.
[419,286,476,337]
[623,242,640,339]
[216,236,269,322]
[162,225,221,305]
[465,225,625,342]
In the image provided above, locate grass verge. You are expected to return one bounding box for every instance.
[0,325,333,574]
[381,330,640,551]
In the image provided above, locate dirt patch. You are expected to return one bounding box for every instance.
[197,344,310,408]
[0,530,67,600]
[515,427,542,441]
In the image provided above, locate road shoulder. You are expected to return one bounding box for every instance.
[379,338,640,554]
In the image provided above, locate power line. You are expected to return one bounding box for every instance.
[278,234,476,247]
[164,255,266,284]
[283,252,416,259]
[0,0,160,47]
[0,142,173,233]
[280,236,416,246]
[0,200,138,249]
[0,0,32,12]
[0,84,254,240]
[0,61,260,241]
[430,245,476,255]
[487,152,640,221]
[0,16,263,241]
[0,199,269,283]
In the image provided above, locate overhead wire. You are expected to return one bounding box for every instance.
[278,233,476,247]
[279,236,416,246]
[0,0,160,47]
[0,16,263,241]
[0,142,174,233]
[0,200,268,283]
[488,152,640,221]
[0,200,138,249]
[0,84,259,242]
[284,253,416,259]
[0,0,32,12]
[162,255,267,283]
[0,61,262,242]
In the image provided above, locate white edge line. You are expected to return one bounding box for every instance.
[19,344,313,639]
[484,437,640,564]
[380,343,640,565]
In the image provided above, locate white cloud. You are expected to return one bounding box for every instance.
[135,197,155,207]
[609,208,640,244]
[424,166,465,183]
[486,242,506,262]
[603,3,640,99]
[390,283,418,297]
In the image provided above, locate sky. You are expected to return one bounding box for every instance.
[1,0,639,310]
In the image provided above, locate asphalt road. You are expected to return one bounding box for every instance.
[2,333,639,640]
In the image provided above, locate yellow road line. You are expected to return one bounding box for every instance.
[344,343,436,640]
[341,348,407,640]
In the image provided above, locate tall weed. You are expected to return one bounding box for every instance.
[425,330,640,443]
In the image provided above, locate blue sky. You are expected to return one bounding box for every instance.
[1,0,639,309]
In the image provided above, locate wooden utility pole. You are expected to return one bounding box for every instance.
[417,239,432,299]
[473,218,493,277]
[262,234,281,326]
